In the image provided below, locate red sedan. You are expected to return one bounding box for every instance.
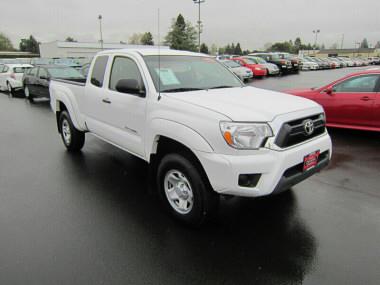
[284,70,380,132]
[232,57,267,77]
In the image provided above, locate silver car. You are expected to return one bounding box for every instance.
[220,60,253,81]
[243,56,280,75]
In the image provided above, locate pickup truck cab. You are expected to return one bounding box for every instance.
[50,49,332,225]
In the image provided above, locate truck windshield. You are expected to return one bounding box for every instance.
[144,55,243,93]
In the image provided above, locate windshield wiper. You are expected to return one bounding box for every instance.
[161,87,204,93]
[208,85,236,89]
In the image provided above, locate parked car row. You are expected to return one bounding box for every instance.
[0,56,91,101]
[300,56,375,71]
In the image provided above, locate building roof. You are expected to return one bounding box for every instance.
[319,48,376,54]
[41,41,170,50]
[97,48,205,57]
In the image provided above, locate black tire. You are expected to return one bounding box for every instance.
[157,153,219,226]
[28,94,35,103]
[59,111,85,152]
[24,85,35,103]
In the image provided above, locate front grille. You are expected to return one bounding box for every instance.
[275,114,326,148]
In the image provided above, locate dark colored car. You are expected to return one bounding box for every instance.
[276,52,300,73]
[22,65,85,103]
[250,52,293,74]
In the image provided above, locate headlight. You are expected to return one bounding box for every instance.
[254,67,262,71]
[220,122,273,149]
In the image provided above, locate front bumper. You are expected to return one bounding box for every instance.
[196,133,332,197]
[252,69,267,76]
[268,69,280,75]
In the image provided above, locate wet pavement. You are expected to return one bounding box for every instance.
[0,68,379,285]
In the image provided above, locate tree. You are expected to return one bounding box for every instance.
[165,14,197,51]
[200,43,209,54]
[141,32,154,45]
[129,33,143,44]
[0,32,15,51]
[19,35,39,54]
[210,44,218,55]
[360,38,369,48]
[268,41,292,53]
[375,41,380,49]
[234,43,242,55]
[65,37,77,42]
[320,43,326,50]
[294,37,302,53]
[329,43,338,49]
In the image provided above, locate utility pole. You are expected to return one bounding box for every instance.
[193,0,205,52]
[340,34,345,49]
[98,15,104,50]
[313,30,320,55]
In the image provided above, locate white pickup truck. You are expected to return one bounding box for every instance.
[50,49,332,225]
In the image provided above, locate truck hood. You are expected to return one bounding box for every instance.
[163,86,321,122]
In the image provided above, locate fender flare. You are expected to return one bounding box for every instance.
[146,118,213,160]
[53,89,85,131]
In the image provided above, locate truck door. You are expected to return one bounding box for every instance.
[82,55,110,136]
[100,55,147,157]
[315,74,378,127]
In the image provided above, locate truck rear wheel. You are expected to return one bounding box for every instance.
[59,111,85,152]
[156,153,219,226]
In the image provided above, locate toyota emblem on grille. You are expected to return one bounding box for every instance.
[304,119,314,135]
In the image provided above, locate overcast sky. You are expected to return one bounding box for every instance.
[1,0,379,50]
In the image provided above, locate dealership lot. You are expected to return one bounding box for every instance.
[0,68,379,284]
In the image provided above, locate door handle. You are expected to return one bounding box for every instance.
[360,96,371,101]
[102,98,111,104]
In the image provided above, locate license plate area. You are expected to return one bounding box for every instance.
[303,150,320,171]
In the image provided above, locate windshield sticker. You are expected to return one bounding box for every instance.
[155,68,180,85]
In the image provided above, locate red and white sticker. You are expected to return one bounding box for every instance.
[303,150,320,171]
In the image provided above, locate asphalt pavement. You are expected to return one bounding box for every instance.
[0,67,379,285]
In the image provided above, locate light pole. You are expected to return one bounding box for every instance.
[313,29,320,54]
[98,15,104,50]
[193,0,205,52]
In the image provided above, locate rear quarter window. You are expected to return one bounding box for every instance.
[90,56,109,87]
[13,67,29,73]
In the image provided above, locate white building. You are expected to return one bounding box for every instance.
[39,41,169,58]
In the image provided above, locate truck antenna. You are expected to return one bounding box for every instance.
[157,8,161,101]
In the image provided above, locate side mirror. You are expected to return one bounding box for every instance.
[324,87,333,95]
[115,79,145,96]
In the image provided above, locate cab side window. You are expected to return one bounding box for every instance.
[91,56,109,87]
[109,56,145,92]
[334,75,380,93]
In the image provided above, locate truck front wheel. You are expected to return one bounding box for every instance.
[59,111,85,152]
[157,153,219,226]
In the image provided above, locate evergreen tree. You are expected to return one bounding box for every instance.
[0,32,15,51]
[141,32,154,45]
[165,14,197,51]
[360,38,369,49]
[234,43,242,55]
[19,35,39,54]
[200,43,209,54]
